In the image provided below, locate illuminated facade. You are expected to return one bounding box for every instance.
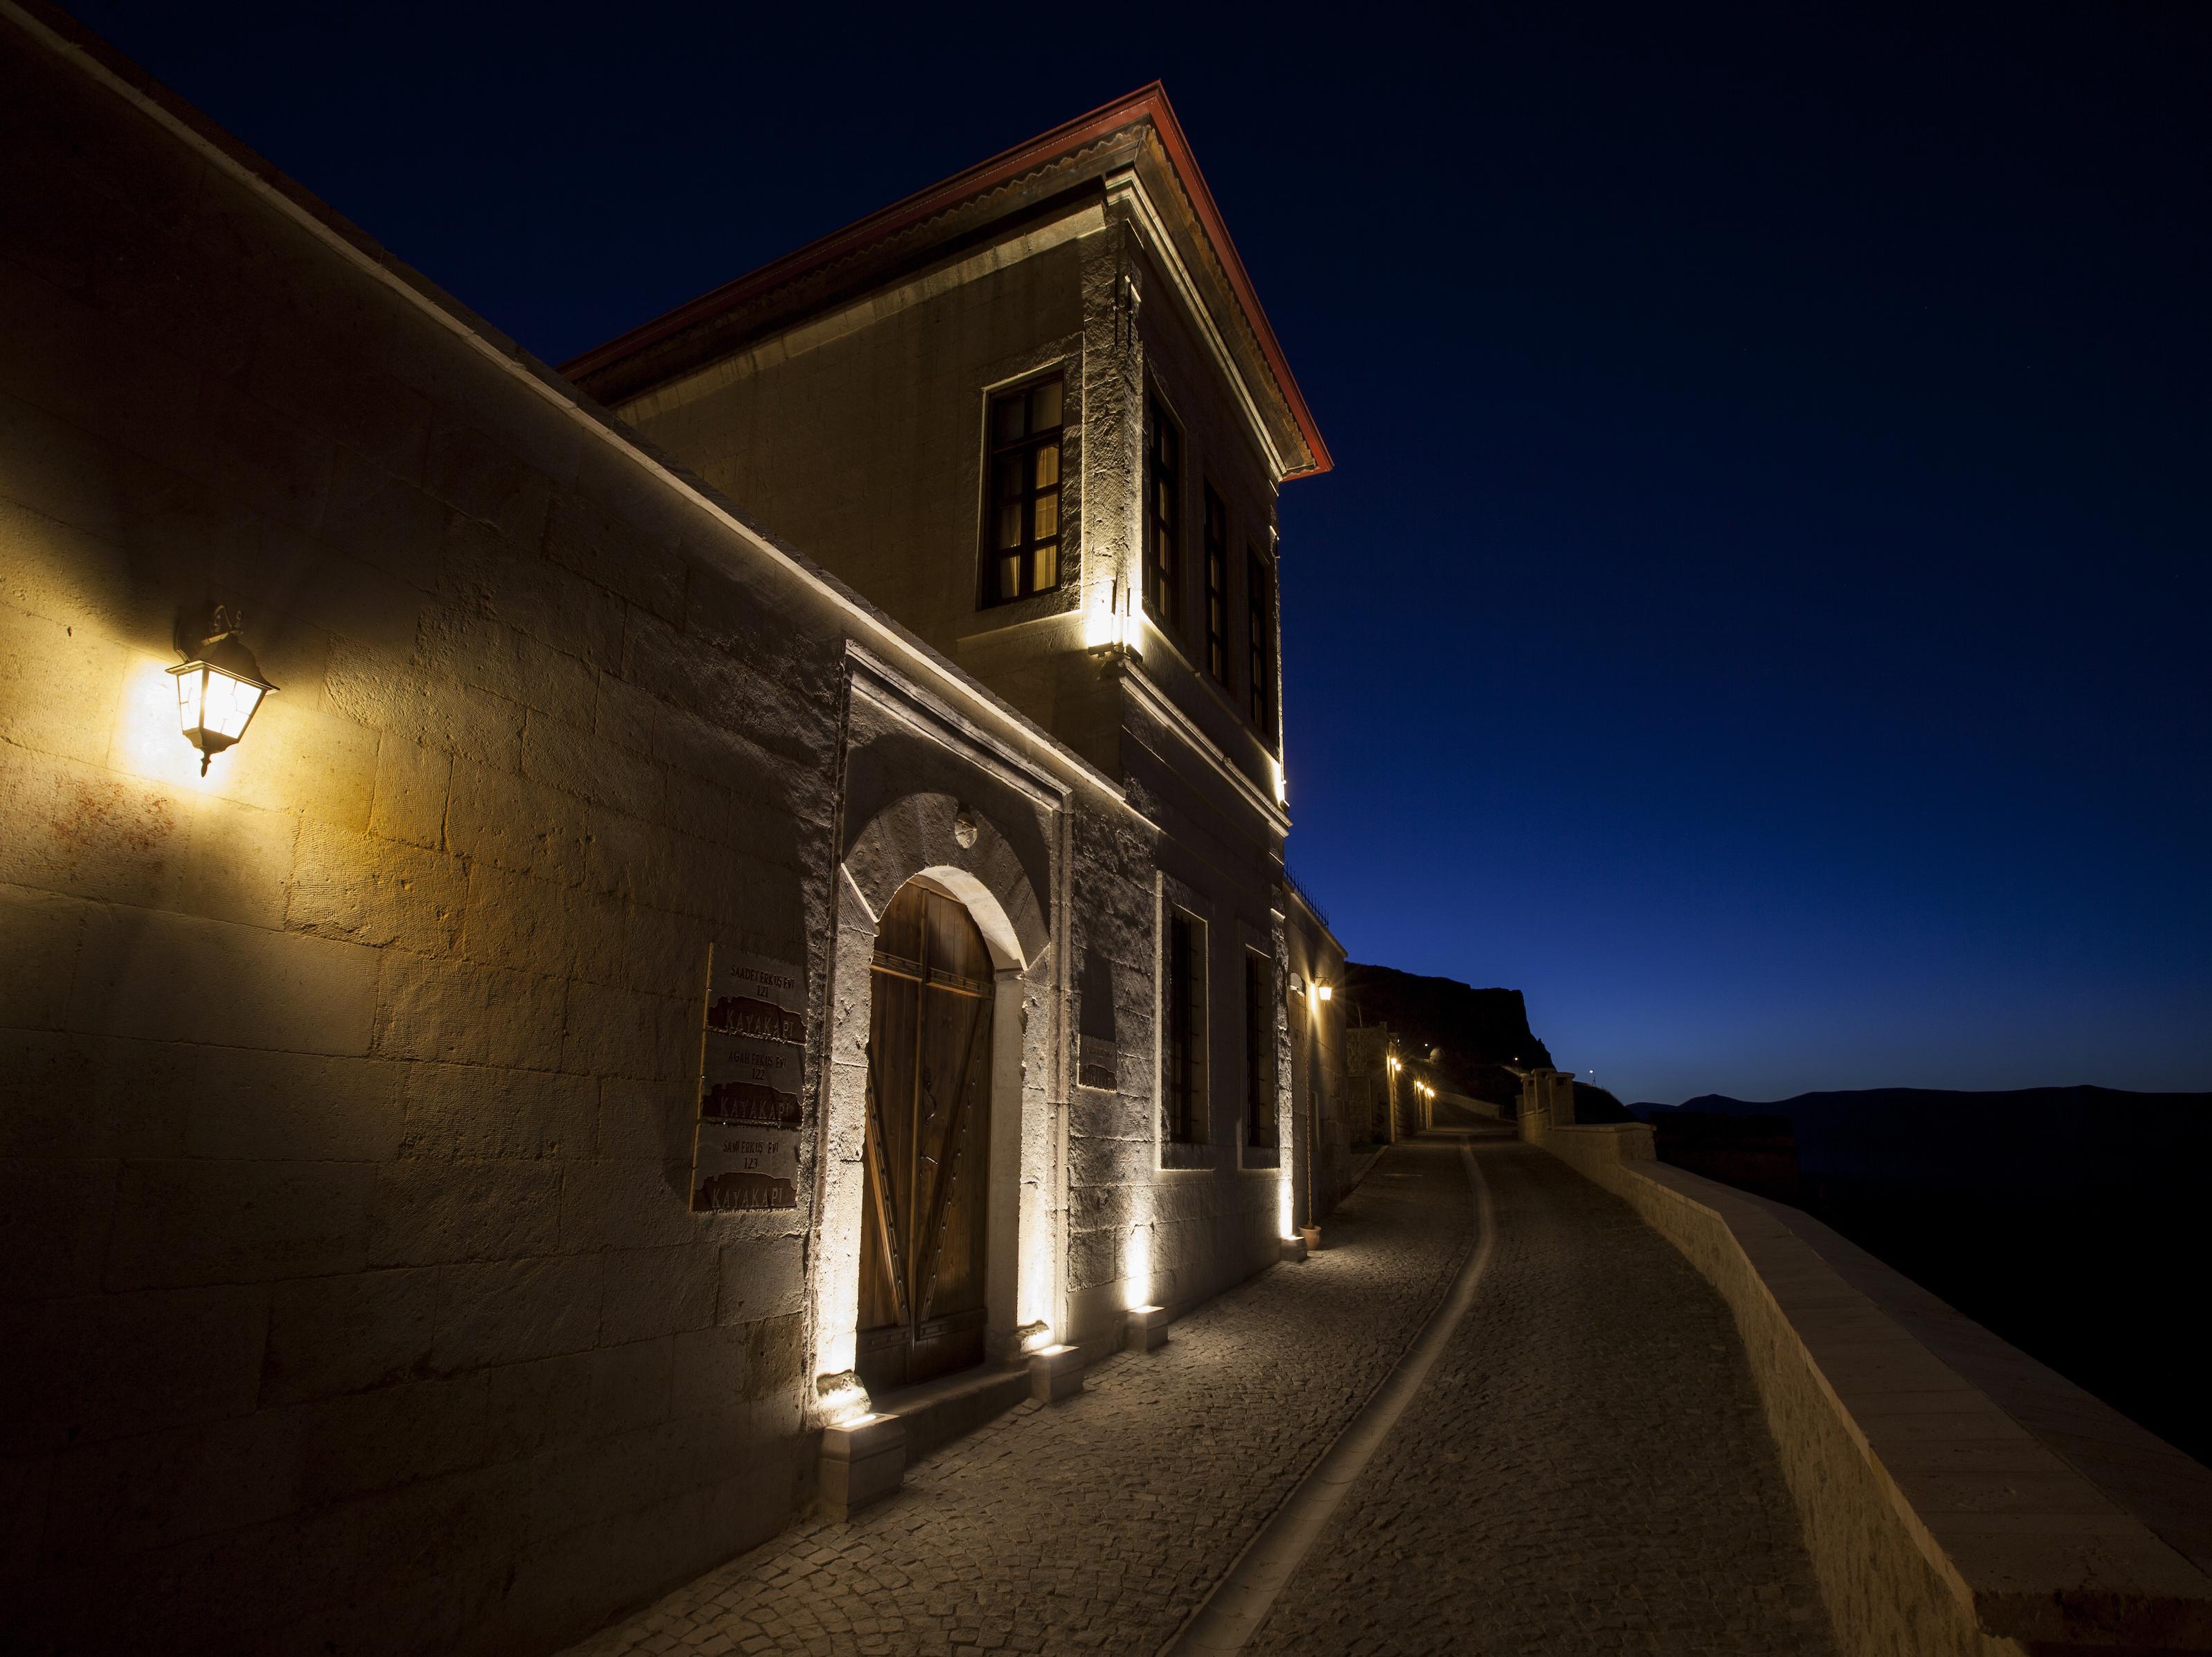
[0,12,1334,1654]
[568,86,1335,1386]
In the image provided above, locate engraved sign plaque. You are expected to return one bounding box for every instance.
[707,949,805,1044]
[1078,1033,1119,1092]
[694,945,807,1212]
[701,1032,803,1130]
[692,1125,799,1212]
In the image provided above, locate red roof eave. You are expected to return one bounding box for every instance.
[561,83,1331,480]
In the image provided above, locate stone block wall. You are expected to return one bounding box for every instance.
[0,14,849,1651]
[1284,896,1349,1224]
[1345,1024,1393,1144]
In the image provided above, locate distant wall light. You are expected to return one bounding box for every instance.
[1122,1223,1153,1312]
[170,606,275,775]
[1313,981,1332,1003]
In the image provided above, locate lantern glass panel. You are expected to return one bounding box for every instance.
[174,664,206,733]
[204,669,265,740]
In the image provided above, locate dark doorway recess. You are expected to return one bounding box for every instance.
[858,878,994,1394]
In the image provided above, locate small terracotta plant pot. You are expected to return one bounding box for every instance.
[1300,1224,1322,1251]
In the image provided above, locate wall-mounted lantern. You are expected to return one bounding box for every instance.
[170,606,276,775]
[1312,979,1332,1003]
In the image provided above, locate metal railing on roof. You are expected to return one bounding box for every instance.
[1282,866,1331,932]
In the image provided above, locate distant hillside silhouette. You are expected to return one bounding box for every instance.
[1648,1084,2212,1190]
[1637,1084,2212,1468]
[1340,965,1551,1105]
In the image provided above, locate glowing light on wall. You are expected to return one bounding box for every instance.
[1272,759,1288,807]
[1083,575,1141,653]
[813,1370,870,1427]
[1019,1166,1056,1339]
[1278,1175,1295,1241]
[1122,1222,1153,1311]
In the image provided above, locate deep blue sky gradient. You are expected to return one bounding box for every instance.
[71,1,2212,1103]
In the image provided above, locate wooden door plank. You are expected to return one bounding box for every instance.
[916,993,992,1325]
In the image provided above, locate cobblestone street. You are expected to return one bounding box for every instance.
[1247,1139,1835,1656]
[567,1143,1477,1657]
[565,1137,1836,1656]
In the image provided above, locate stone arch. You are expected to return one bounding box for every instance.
[812,790,1056,1412]
[840,790,1048,970]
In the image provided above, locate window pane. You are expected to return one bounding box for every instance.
[1032,491,1057,540]
[1032,542,1056,590]
[993,395,1025,445]
[1032,378,1062,430]
[999,553,1020,596]
[996,456,1023,501]
[998,504,1023,549]
[1033,442,1059,489]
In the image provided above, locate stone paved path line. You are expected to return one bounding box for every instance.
[1160,1136,1497,1656]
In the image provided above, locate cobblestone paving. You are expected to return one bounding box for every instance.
[564,1142,1477,1657]
[1248,1139,1836,1657]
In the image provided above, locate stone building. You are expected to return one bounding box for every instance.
[1345,1024,1403,1146]
[1283,883,1351,1226]
[0,6,1333,1652]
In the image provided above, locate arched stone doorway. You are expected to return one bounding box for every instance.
[813,790,1056,1417]
[856,876,997,1391]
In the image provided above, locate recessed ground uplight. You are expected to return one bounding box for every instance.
[169,606,276,775]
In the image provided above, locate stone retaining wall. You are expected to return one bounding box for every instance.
[1536,1123,2212,1656]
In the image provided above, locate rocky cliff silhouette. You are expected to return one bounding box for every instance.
[1340,964,1552,1105]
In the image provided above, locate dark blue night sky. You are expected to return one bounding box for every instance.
[75,1,2211,1104]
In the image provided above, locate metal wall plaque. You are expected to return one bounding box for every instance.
[692,1124,799,1212]
[1078,1033,1119,1092]
[694,945,807,1212]
[701,1032,803,1129]
[707,948,806,1044]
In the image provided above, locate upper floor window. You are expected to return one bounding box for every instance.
[1247,545,1276,741]
[1203,485,1230,684]
[1245,952,1277,1148]
[1145,399,1181,630]
[982,375,1064,606]
[1164,909,1207,1144]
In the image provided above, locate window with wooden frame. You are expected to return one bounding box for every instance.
[981,374,1065,606]
[1163,909,1207,1144]
[1203,484,1230,683]
[1247,544,1276,740]
[1244,952,1277,1148]
[1145,397,1181,630]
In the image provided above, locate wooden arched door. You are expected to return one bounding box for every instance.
[857,878,995,1393]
